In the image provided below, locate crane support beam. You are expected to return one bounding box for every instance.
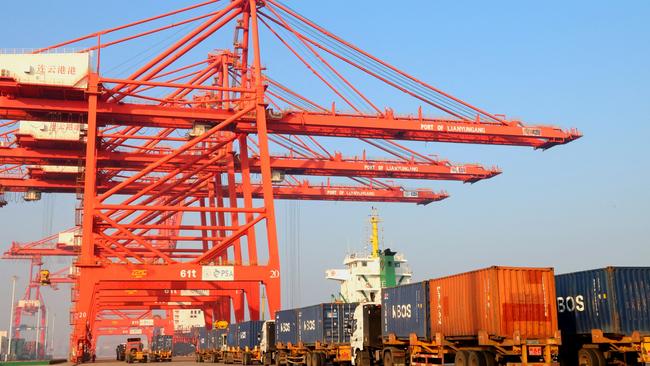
[0,177,446,205]
[0,147,499,182]
[0,94,580,148]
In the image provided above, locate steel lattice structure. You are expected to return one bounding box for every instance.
[0,1,580,361]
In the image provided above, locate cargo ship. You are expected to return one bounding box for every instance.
[325,208,412,304]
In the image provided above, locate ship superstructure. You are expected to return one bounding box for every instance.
[326,209,412,304]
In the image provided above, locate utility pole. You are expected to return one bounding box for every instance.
[43,310,48,358]
[50,314,55,357]
[35,305,41,359]
[6,276,17,361]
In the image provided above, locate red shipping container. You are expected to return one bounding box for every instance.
[428,266,558,339]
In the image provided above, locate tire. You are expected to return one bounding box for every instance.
[592,349,606,366]
[383,350,394,366]
[355,350,371,366]
[468,351,486,366]
[313,353,323,366]
[578,349,603,366]
[479,351,495,366]
[455,351,470,366]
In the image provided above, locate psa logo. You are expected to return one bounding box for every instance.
[557,295,585,313]
[131,269,147,279]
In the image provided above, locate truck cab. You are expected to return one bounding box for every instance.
[125,337,147,363]
[260,320,276,365]
[351,304,382,366]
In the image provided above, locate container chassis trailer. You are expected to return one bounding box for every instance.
[352,303,560,366]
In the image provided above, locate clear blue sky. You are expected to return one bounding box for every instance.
[1,0,649,358]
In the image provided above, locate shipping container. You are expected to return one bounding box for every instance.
[381,281,430,340]
[194,327,209,351]
[297,303,358,345]
[227,325,238,348]
[237,320,265,349]
[428,266,558,339]
[275,309,298,345]
[151,335,173,351]
[556,266,650,336]
[211,328,228,349]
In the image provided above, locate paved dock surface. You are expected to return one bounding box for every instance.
[75,356,201,366]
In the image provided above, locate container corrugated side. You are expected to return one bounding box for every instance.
[613,267,650,334]
[226,325,238,348]
[237,320,265,349]
[556,267,650,336]
[298,303,358,345]
[298,303,339,345]
[275,309,298,345]
[213,328,228,349]
[196,328,210,350]
[428,266,558,339]
[382,281,430,340]
[339,303,358,343]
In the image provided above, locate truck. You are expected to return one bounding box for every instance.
[555,267,650,366]
[195,327,228,363]
[125,337,148,363]
[195,321,274,365]
[274,303,358,366]
[150,335,173,362]
[351,266,561,366]
[222,320,273,365]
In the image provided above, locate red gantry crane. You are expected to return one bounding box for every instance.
[0,1,580,361]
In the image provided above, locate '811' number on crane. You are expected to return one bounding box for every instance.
[180,269,198,279]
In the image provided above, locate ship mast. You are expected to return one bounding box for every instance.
[370,207,380,258]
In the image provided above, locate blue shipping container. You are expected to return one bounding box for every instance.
[275,309,298,345]
[196,328,210,351]
[212,328,228,349]
[298,303,358,345]
[556,267,650,336]
[237,320,265,349]
[382,281,430,340]
[226,325,238,347]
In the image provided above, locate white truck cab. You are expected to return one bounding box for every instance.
[351,304,382,366]
[260,320,276,365]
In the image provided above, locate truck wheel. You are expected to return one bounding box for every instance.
[355,350,371,366]
[578,349,605,366]
[313,353,324,366]
[454,351,470,366]
[479,352,495,366]
[468,351,486,366]
[383,351,394,366]
[592,350,606,366]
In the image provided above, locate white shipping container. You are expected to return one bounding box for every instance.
[139,319,154,327]
[19,120,84,141]
[39,165,82,174]
[0,53,90,88]
[18,299,41,308]
[172,309,205,331]
[59,229,81,247]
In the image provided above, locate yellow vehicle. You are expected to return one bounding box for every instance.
[125,337,149,363]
